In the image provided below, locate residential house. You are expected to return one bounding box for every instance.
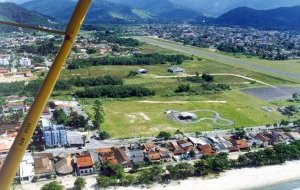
[127,149,145,165]
[232,139,249,151]
[33,153,55,179]
[177,139,194,153]
[187,136,209,146]
[197,144,216,156]
[76,153,94,176]
[97,147,132,168]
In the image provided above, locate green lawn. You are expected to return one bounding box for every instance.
[81,90,284,138]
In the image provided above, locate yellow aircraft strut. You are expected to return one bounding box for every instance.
[0,0,91,189]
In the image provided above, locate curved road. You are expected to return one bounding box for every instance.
[135,36,300,82]
[150,73,275,87]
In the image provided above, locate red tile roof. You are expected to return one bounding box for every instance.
[76,153,93,168]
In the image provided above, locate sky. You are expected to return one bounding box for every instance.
[2,0,300,16]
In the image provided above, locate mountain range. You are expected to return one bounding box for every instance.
[0,2,54,26]
[215,6,300,30]
[1,0,300,31]
[22,0,205,23]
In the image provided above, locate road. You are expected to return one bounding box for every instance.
[150,73,275,87]
[134,36,300,82]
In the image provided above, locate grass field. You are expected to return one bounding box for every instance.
[54,43,299,138]
[135,36,300,83]
[81,90,284,138]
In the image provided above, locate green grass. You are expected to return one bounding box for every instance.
[81,90,284,138]
[54,43,298,139]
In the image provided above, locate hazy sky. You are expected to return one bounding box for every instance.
[2,0,300,16]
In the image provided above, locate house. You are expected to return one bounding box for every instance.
[232,139,249,151]
[97,147,132,168]
[140,142,159,151]
[19,57,31,67]
[286,132,300,140]
[66,131,84,147]
[197,144,216,156]
[54,152,73,175]
[33,153,55,179]
[168,66,185,74]
[16,154,35,183]
[76,153,94,176]
[166,141,185,155]
[0,55,10,66]
[127,149,145,165]
[158,148,172,162]
[177,139,194,153]
[113,147,132,168]
[187,136,208,146]
[145,150,161,163]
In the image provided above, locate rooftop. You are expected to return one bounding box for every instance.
[76,153,94,168]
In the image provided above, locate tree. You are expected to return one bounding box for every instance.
[166,163,195,180]
[0,96,6,106]
[53,109,68,125]
[74,177,86,190]
[67,111,88,129]
[201,73,214,82]
[98,131,111,140]
[41,181,64,190]
[157,131,172,140]
[175,84,191,93]
[93,100,105,128]
[234,128,246,139]
[280,120,290,126]
[101,162,125,179]
[96,176,118,188]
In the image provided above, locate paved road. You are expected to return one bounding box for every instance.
[135,36,300,82]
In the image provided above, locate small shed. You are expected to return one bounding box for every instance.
[168,66,185,74]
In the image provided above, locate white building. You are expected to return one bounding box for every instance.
[17,153,35,183]
[0,55,10,66]
[19,57,31,67]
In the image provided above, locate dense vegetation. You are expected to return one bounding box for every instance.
[94,34,141,47]
[71,75,123,87]
[68,53,191,69]
[75,85,155,98]
[0,81,25,96]
[18,40,59,56]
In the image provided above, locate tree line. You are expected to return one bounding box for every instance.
[75,85,155,98]
[68,53,191,69]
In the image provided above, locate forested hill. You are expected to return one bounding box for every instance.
[215,6,300,30]
[0,2,55,26]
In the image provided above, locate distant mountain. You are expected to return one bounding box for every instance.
[215,6,300,30]
[22,0,205,23]
[108,0,203,21]
[169,0,300,17]
[0,2,55,26]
